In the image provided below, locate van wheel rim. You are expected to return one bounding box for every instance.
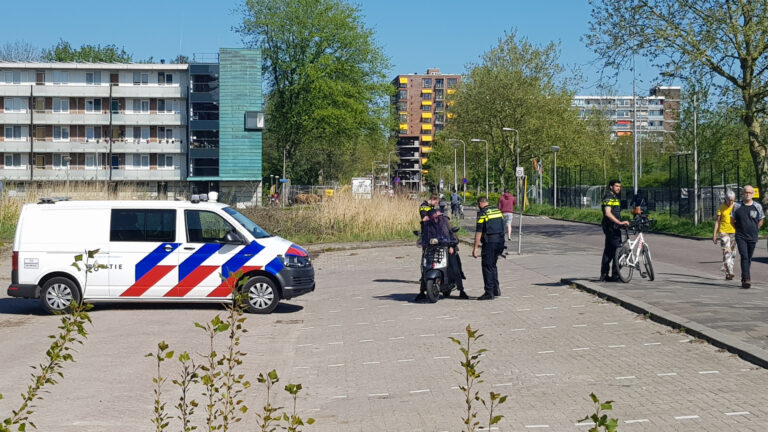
[46,283,72,310]
[248,283,274,309]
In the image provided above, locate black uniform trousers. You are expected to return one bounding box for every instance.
[600,227,622,276]
[481,241,505,296]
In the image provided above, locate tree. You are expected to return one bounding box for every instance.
[236,0,393,184]
[587,0,768,205]
[434,30,610,192]
[0,40,41,62]
[42,39,136,63]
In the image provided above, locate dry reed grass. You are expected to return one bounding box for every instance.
[242,192,420,244]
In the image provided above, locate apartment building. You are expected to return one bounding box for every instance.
[0,48,263,203]
[391,68,461,189]
[572,85,681,138]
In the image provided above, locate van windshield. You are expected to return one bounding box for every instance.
[223,207,272,239]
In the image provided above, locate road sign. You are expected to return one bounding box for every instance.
[516,167,525,178]
[394,176,400,184]
[462,178,468,184]
[279,178,289,183]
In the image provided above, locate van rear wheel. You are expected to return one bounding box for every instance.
[41,277,81,314]
[241,276,280,314]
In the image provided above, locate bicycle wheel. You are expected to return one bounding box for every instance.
[641,244,655,281]
[614,245,633,283]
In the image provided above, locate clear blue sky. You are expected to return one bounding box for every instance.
[4,0,665,95]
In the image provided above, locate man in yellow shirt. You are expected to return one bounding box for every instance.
[712,190,737,280]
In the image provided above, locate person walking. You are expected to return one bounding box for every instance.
[498,188,517,241]
[731,185,764,289]
[450,190,461,218]
[472,196,505,300]
[600,180,630,282]
[712,190,737,280]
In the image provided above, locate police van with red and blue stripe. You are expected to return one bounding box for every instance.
[8,194,314,314]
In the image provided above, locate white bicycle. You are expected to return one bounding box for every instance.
[614,218,655,283]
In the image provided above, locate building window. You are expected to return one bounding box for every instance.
[131,99,149,113]
[35,126,44,140]
[4,126,23,141]
[2,71,22,84]
[422,104,431,112]
[53,154,70,169]
[399,127,408,135]
[158,72,173,85]
[85,98,102,113]
[53,126,70,141]
[435,78,444,89]
[434,89,444,101]
[4,153,23,168]
[435,114,445,123]
[133,72,149,85]
[434,101,444,111]
[85,153,99,169]
[422,92,432,101]
[86,126,102,142]
[34,97,44,112]
[3,97,24,112]
[447,78,458,88]
[158,99,177,113]
[398,114,407,123]
[53,70,69,85]
[157,154,174,169]
[53,98,70,113]
[398,90,407,100]
[616,110,629,118]
[397,102,407,111]
[86,71,101,85]
[159,127,174,141]
[399,81,407,88]
[422,78,431,88]
[128,154,150,169]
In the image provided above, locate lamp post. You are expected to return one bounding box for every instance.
[388,150,398,191]
[551,146,560,209]
[63,155,72,194]
[448,139,466,198]
[502,127,520,197]
[471,139,489,198]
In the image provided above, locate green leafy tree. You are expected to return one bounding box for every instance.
[236,0,393,184]
[587,0,768,206]
[434,30,610,193]
[42,39,138,63]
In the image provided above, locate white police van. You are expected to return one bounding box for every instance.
[7,194,314,314]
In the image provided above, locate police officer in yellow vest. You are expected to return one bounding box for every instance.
[472,196,505,300]
[600,180,630,281]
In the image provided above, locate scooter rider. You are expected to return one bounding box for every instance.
[416,202,469,300]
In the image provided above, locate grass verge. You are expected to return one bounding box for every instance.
[524,204,716,238]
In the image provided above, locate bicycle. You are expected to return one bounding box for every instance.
[614,217,655,283]
[451,200,464,219]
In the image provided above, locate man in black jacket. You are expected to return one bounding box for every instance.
[600,180,630,282]
[472,197,505,300]
[731,185,765,288]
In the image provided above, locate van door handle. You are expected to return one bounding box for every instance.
[164,245,174,252]
[183,247,195,250]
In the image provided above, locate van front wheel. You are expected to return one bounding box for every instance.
[241,276,280,314]
[41,277,81,314]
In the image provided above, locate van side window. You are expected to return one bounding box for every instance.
[110,209,176,242]
[185,210,236,243]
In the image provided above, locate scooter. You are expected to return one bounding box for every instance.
[414,229,460,303]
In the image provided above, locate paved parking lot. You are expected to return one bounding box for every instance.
[2,244,768,431]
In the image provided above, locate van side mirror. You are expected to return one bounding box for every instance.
[224,231,245,244]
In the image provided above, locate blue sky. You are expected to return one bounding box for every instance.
[5,0,664,95]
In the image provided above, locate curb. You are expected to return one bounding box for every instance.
[526,214,715,241]
[562,277,768,370]
[306,240,415,255]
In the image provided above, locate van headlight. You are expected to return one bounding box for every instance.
[280,254,311,268]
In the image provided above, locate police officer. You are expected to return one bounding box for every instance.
[600,180,630,281]
[472,196,505,300]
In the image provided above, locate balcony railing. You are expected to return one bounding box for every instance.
[111,168,183,181]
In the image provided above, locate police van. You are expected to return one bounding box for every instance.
[7,194,314,314]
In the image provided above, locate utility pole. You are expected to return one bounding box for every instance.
[632,50,638,196]
[694,94,699,225]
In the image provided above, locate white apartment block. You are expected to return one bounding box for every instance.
[0,62,188,194]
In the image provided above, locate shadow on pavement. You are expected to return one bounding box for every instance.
[373,293,417,302]
[372,279,419,285]
[0,298,46,315]
[532,282,567,287]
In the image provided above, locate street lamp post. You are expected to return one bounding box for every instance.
[471,139,489,198]
[551,146,560,209]
[448,139,466,198]
[502,127,520,197]
[63,155,72,194]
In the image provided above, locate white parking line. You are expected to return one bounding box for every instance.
[725,411,751,416]
[490,311,503,314]
[517,308,532,311]
[412,317,424,320]
[608,345,625,348]
[543,307,558,310]
[297,343,314,347]
[398,358,415,362]
[354,307,365,310]
[615,376,635,380]
[548,293,560,296]
[328,363,344,367]
[572,347,590,351]
[332,395,347,399]
[603,322,618,325]
[572,305,585,308]
[434,356,450,359]
[535,373,555,377]
[328,341,343,345]
[644,342,661,346]
[436,315,450,318]
[657,372,677,376]
[410,389,430,394]
[328,310,340,313]
[328,324,342,327]
[575,421,596,426]
[363,361,380,365]
[420,334,435,337]
[493,382,513,387]
[699,370,720,374]
[355,322,369,325]
[381,319,395,323]
[674,415,699,420]
[679,339,692,343]
[523,295,534,298]
[389,336,405,340]
[300,327,314,330]
[368,393,389,397]
[359,339,374,343]
[524,425,549,429]
[294,366,309,369]
[510,328,526,332]
[573,324,588,327]
[541,326,557,329]
[624,419,649,424]
[537,350,554,354]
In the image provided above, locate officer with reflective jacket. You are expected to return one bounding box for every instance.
[420,193,439,223]
[415,193,441,301]
[600,180,630,281]
[472,196,505,300]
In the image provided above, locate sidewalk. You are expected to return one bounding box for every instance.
[458,210,768,368]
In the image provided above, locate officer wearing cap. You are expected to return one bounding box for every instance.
[600,179,630,281]
[472,196,505,300]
